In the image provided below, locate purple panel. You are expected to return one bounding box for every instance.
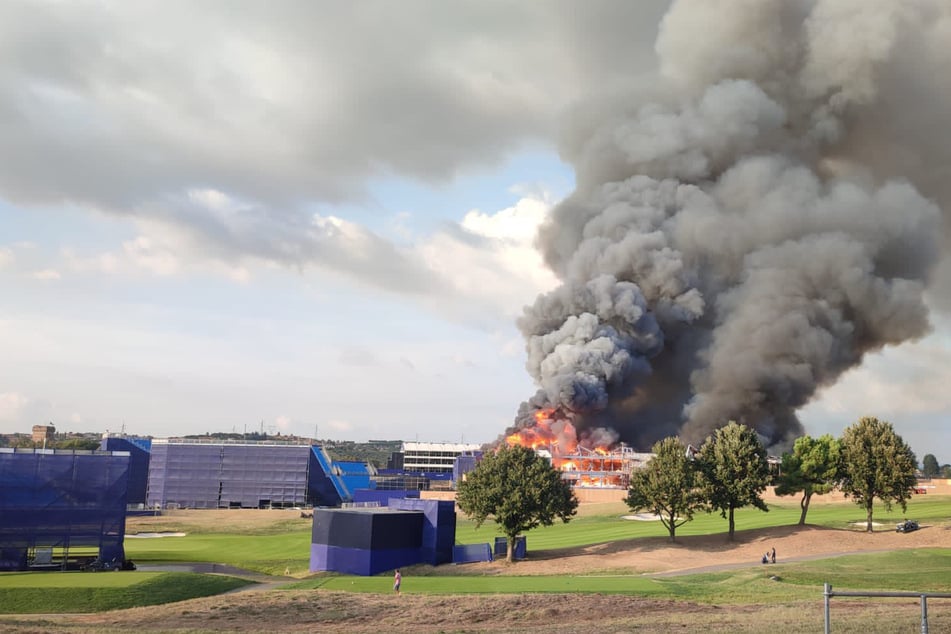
[452,543,493,563]
[310,544,423,576]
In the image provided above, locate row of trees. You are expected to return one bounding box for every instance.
[921,452,951,478]
[0,436,100,450]
[454,416,919,561]
[626,417,918,541]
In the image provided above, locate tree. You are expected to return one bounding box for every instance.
[53,438,101,450]
[455,444,578,562]
[774,434,841,526]
[697,421,769,540]
[839,417,917,532]
[922,454,940,478]
[625,436,705,541]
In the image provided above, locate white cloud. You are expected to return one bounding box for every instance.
[802,322,951,422]
[0,392,28,422]
[0,247,13,269]
[0,3,665,294]
[31,269,61,280]
[121,236,180,276]
[324,420,353,433]
[419,193,559,320]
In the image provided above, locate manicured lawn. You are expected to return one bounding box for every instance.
[125,532,311,576]
[123,495,950,575]
[0,571,253,613]
[454,495,950,550]
[288,549,951,603]
[3,498,947,616]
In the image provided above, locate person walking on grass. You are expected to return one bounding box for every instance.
[394,568,402,595]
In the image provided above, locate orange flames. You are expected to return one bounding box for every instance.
[505,409,635,488]
[505,409,577,452]
[505,409,611,456]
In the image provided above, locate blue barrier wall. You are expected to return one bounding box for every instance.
[392,498,455,565]
[100,437,151,505]
[351,489,419,505]
[0,448,130,570]
[452,543,493,564]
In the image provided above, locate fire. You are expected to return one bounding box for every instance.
[505,408,615,470]
[505,409,570,451]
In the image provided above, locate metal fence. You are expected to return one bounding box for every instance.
[824,583,951,634]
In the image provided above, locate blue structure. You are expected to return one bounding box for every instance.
[452,543,493,564]
[0,448,130,570]
[100,436,151,506]
[147,439,316,508]
[310,499,455,576]
[351,489,419,506]
[453,452,482,484]
[309,445,354,506]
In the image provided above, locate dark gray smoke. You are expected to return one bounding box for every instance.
[510,0,949,450]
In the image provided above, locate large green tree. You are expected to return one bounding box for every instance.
[625,436,705,541]
[455,444,578,562]
[774,434,841,525]
[839,416,917,532]
[922,454,940,478]
[697,421,770,540]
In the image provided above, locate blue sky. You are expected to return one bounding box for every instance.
[1,1,950,461]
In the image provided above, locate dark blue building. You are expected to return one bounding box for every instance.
[0,448,130,570]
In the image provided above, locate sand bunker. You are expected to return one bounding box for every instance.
[621,513,661,521]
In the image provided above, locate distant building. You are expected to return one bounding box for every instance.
[31,425,55,444]
[400,442,483,474]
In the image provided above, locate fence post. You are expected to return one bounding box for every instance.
[921,595,928,634]
[824,583,832,634]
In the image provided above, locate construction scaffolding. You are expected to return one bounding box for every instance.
[547,445,653,489]
[0,448,130,570]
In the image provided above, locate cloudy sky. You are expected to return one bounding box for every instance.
[1,1,949,460]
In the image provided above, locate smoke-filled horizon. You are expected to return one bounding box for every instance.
[509,0,950,450]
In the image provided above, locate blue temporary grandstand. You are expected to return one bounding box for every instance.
[0,448,131,570]
[147,439,318,508]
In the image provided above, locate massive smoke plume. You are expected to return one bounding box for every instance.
[509,0,950,450]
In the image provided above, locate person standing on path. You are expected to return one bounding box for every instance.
[394,568,402,595]
[770,547,776,564]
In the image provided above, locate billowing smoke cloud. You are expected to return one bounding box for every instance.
[510,0,950,450]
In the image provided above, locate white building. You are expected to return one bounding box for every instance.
[401,442,482,474]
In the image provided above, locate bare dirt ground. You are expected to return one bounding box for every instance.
[2,499,949,634]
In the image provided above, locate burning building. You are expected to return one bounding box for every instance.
[506,409,651,489]
[504,0,948,454]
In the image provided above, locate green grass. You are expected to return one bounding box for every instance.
[125,532,312,575]
[288,549,951,604]
[123,495,950,575]
[3,497,947,616]
[0,571,254,613]
[453,494,951,549]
